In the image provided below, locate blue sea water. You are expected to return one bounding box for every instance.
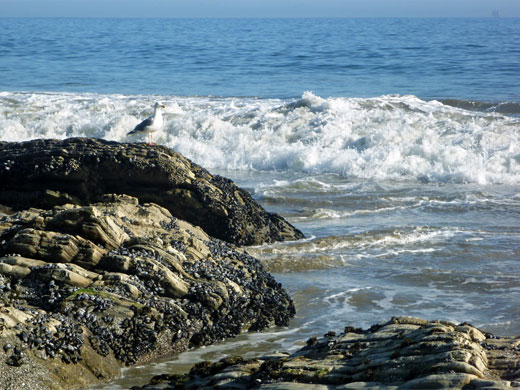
[1,17,520,388]
[1,17,519,101]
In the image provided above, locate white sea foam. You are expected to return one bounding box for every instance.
[249,226,463,268]
[292,204,414,221]
[1,91,519,184]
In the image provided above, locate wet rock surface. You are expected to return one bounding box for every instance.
[0,195,295,389]
[135,317,520,390]
[0,138,304,246]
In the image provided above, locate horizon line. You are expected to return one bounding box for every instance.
[1,15,518,19]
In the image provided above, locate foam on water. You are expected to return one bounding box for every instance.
[247,226,466,273]
[1,91,519,185]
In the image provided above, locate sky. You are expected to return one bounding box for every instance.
[1,0,520,18]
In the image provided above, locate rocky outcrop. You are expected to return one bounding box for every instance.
[0,138,304,246]
[0,195,295,389]
[136,317,520,390]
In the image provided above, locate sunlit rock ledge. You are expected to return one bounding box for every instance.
[135,317,520,390]
[0,195,295,389]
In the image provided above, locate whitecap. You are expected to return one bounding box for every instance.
[2,91,519,185]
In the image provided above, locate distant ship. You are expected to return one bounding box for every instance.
[491,10,501,17]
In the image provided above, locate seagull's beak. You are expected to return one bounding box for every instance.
[161,105,166,108]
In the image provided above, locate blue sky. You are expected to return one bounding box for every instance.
[2,0,520,18]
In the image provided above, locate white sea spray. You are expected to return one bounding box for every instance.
[1,91,519,185]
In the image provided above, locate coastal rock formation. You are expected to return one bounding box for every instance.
[0,138,304,246]
[0,195,295,389]
[136,317,520,390]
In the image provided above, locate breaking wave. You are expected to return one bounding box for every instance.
[1,91,519,185]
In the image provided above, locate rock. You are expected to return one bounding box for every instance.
[0,138,304,245]
[0,256,47,268]
[34,263,95,288]
[97,272,141,299]
[0,194,296,390]
[137,317,520,390]
[0,263,31,279]
[7,228,95,264]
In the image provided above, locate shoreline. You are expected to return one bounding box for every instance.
[0,138,518,389]
[132,317,520,390]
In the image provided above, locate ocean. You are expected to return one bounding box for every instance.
[1,17,519,388]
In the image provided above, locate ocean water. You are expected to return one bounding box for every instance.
[1,17,520,101]
[1,17,520,388]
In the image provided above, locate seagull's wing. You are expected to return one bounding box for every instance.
[127,117,153,135]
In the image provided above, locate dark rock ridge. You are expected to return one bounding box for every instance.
[0,195,295,389]
[135,317,520,390]
[0,138,304,246]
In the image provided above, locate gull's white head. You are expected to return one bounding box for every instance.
[154,102,166,110]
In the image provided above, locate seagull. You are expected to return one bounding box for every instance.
[127,102,166,145]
